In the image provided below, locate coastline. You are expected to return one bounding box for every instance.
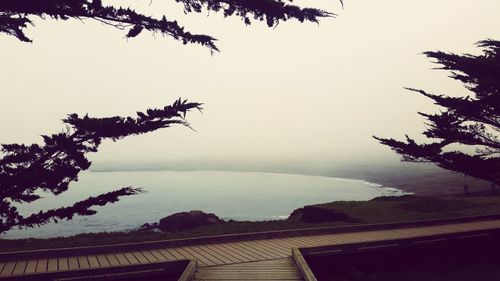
[91,166,488,196]
[3,170,404,239]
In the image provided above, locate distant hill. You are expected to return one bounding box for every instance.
[91,159,492,196]
[318,163,492,195]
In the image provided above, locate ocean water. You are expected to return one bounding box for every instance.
[3,170,406,239]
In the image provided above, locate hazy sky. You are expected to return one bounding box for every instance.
[2,0,500,165]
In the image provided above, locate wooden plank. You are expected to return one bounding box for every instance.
[350,232,388,243]
[309,234,340,245]
[197,273,301,278]
[96,254,111,267]
[24,260,38,274]
[183,247,217,266]
[307,233,337,240]
[298,236,331,247]
[179,260,198,281]
[349,231,393,242]
[87,255,100,268]
[149,249,169,262]
[338,234,374,244]
[189,246,224,265]
[480,220,500,229]
[195,273,302,279]
[130,251,149,264]
[0,261,16,277]
[251,240,291,256]
[224,242,265,260]
[205,244,247,263]
[243,240,289,258]
[320,234,356,245]
[46,258,58,272]
[244,239,289,256]
[273,237,307,249]
[141,250,159,263]
[391,229,437,239]
[201,268,299,271]
[35,258,47,273]
[215,262,296,268]
[105,253,121,266]
[199,267,300,270]
[215,243,254,262]
[287,236,320,246]
[291,236,326,247]
[195,245,229,264]
[416,225,454,235]
[388,229,426,238]
[308,234,342,244]
[112,253,129,266]
[194,258,303,281]
[157,248,178,260]
[231,241,278,260]
[326,233,363,244]
[58,257,69,271]
[258,238,297,253]
[175,247,209,267]
[199,269,301,272]
[67,256,79,270]
[123,252,141,264]
[169,247,190,259]
[213,244,252,262]
[199,265,298,269]
[202,260,294,266]
[202,265,299,270]
[368,232,403,242]
[292,248,317,281]
[251,258,295,264]
[200,245,237,264]
[282,237,313,247]
[165,248,186,260]
[11,260,27,276]
[77,256,90,269]
[286,236,319,247]
[338,232,370,243]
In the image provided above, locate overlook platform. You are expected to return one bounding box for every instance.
[1,217,500,280]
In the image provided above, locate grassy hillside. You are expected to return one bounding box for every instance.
[308,195,500,223]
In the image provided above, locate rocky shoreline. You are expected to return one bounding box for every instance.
[141,205,360,233]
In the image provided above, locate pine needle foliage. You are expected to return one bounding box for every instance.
[0,0,335,52]
[375,40,500,186]
[0,99,201,233]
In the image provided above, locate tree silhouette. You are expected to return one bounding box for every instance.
[0,99,201,233]
[0,0,335,52]
[375,40,500,187]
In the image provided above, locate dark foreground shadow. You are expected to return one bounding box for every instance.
[306,234,500,281]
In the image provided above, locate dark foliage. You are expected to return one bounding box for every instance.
[0,99,201,233]
[375,40,500,186]
[0,0,335,52]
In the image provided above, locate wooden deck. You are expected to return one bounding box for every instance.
[194,258,303,281]
[1,219,500,280]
